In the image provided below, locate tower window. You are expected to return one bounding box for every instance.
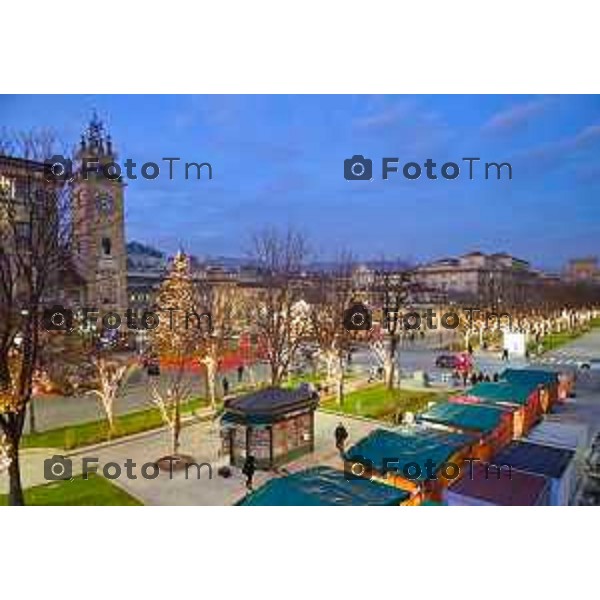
[102,237,112,255]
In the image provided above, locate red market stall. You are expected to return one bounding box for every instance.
[344,427,476,503]
[467,381,542,436]
[419,401,513,462]
[500,368,561,410]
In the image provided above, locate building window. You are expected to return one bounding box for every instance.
[102,237,112,256]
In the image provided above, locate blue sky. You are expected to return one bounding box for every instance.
[1,94,599,269]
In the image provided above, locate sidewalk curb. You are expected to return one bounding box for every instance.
[62,413,215,458]
[317,408,397,428]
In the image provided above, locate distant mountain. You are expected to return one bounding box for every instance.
[126,241,164,258]
[127,241,414,273]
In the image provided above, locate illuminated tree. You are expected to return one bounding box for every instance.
[87,356,132,438]
[1,133,75,504]
[149,251,204,457]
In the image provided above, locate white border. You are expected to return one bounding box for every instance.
[1,1,598,93]
[2,507,598,600]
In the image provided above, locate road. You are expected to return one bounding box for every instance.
[23,331,598,434]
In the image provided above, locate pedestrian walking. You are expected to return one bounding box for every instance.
[468,343,473,356]
[334,422,349,456]
[222,376,230,396]
[493,372,499,382]
[237,364,244,383]
[242,455,256,491]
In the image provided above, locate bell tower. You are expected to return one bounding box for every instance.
[73,114,127,320]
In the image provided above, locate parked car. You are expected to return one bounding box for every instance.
[435,354,457,369]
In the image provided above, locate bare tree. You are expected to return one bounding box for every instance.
[0,134,75,505]
[368,270,412,390]
[247,228,310,387]
[196,282,240,409]
[309,254,357,405]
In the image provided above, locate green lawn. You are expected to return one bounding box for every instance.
[283,371,358,391]
[320,384,444,423]
[590,317,600,328]
[22,397,209,450]
[534,330,585,354]
[0,473,142,506]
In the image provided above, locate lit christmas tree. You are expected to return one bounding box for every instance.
[152,251,202,359]
[149,251,203,462]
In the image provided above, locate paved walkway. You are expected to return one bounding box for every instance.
[1,411,388,505]
[6,328,600,505]
[531,327,600,368]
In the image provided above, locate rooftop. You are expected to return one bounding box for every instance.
[524,420,589,451]
[500,368,559,386]
[448,462,549,506]
[492,440,575,480]
[345,427,474,481]
[418,401,508,434]
[468,381,537,406]
[238,467,410,506]
[223,386,319,421]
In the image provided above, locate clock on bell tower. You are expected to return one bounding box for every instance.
[72,114,128,319]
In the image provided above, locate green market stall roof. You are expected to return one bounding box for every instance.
[500,368,559,386]
[238,466,410,506]
[418,401,507,434]
[345,427,474,481]
[222,386,319,424]
[468,381,537,406]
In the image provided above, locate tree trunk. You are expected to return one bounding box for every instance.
[271,363,283,387]
[207,363,217,410]
[173,400,181,456]
[7,434,25,506]
[385,360,395,390]
[386,336,398,390]
[336,356,345,407]
[107,411,114,440]
[28,399,36,434]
